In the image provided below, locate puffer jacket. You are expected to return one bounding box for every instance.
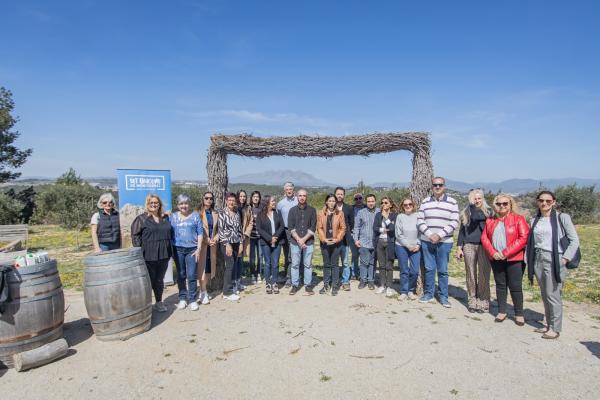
[481,212,530,262]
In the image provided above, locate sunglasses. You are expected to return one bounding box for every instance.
[101,201,113,205]
[403,203,414,207]
[495,202,510,207]
[381,201,389,205]
[149,202,160,206]
[537,199,553,204]
[354,196,362,200]
[432,184,445,188]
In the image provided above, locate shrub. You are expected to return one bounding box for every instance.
[554,185,599,224]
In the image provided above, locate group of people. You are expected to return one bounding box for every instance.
[90,177,580,340]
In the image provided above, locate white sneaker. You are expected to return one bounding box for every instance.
[252,277,257,285]
[233,282,240,295]
[386,288,396,297]
[398,293,408,301]
[200,292,210,305]
[408,292,418,301]
[238,281,246,290]
[154,302,168,313]
[176,300,187,310]
[223,293,240,301]
[189,301,199,311]
[375,286,386,294]
[257,276,263,284]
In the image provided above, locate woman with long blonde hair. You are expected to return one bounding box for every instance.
[456,189,492,313]
[131,194,173,313]
[481,194,529,325]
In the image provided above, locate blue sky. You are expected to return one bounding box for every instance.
[2,0,599,185]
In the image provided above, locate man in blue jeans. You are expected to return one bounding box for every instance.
[352,194,379,290]
[417,177,459,307]
[335,187,355,291]
[287,189,317,295]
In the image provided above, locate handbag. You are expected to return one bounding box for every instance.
[558,214,581,269]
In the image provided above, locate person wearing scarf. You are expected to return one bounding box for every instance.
[526,191,580,339]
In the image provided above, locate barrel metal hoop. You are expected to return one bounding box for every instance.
[94,313,152,337]
[8,272,60,287]
[84,272,149,287]
[84,261,146,273]
[0,322,63,347]
[8,287,64,304]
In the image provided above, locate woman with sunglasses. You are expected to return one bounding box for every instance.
[248,191,263,284]
[373,196,397,296]
[219,192,244,301]
[198,191,218,305]
[525,191,580,339]
[170,193,203,311]
[481,194,529,325]
[90,193,121,252]
[456,189,493,313]
[395,197,420,301]
[131,194,173,313]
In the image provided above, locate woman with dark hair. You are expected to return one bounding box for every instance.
[373,196,397,297]
[456,189,493,313]
[219,192,244,301]
[198,191,218,305]
[481,194,529,326]
[256,195,285,294]
[131,194,173,312]
[248,191,263,283]
[395,197,420,301]
[317,194,346,296]
[170,193,203,311]
[233,190,252,293]
[526,191,580,339]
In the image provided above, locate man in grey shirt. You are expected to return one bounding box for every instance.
[352,194,379,290]
[287,189,317,295]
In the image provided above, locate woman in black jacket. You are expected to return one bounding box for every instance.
[372,196,398,297]
[131,194,173,313]
[256,195,285,294]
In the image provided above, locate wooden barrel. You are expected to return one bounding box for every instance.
[0,259,65,369]
[83,247,152,341]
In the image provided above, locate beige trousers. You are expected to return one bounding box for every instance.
[463,243,491,311]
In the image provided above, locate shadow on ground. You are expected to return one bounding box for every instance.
[580,341,600,359]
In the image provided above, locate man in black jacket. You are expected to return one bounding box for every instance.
[287,189,317,295]
[335,187,355,291]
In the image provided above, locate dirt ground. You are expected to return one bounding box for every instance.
[2,276,600,400]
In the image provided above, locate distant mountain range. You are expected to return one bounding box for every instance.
[230,169,334,187]
[10,173,599,194]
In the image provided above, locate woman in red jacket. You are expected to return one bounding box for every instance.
[481,194,530,326]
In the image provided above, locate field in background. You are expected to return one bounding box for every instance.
[24,224,600,305]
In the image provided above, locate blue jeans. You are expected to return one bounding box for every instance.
[290,243,314,287]
[350,240,360,277]
[249,237,262,278]
[358,247,375,283]
[173,246,198,302]
[340,243,351,284]
[396,244,421,295]
[99,242,120,251]
[421,240,453,303]
[260,242,281,285]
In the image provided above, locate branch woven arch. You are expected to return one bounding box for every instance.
[207,132,434,207]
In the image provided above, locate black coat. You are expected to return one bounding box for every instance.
[256,210,286,246]
[340,203,355,245]
[372,211,397,260]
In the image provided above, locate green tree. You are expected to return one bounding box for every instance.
[0,192,22,224]
[0,87,32,183]
[56,167,84,186]
[554,185,599,224]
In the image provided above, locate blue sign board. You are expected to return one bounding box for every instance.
[117,169,172,212]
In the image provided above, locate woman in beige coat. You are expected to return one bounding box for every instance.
[198,192,219,304]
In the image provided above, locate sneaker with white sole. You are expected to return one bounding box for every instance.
[189,301,199,311]
[176,300,187,310]
[387,288,397,298]
[441,301,452,308]
[398,293,408,301]
[154,301,168,312]
[407,292,418,301]
[223,293,240,301]
[200,292,210,305]
[375,286,386,294]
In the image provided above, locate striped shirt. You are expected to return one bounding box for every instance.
[417,194,459,244]
[352,207,380,249]
[218,209,243,244]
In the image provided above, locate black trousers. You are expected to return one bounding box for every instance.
[221,242,240,296]
[376,239,394,288]
[491,260,524,316]
[321,243,341,288]
[145,259,169,302]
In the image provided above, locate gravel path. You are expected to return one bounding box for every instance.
[2,278,600,399]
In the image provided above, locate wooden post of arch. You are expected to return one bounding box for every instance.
[206,133,434,293]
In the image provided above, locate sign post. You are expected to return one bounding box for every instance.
[116,169,175,285]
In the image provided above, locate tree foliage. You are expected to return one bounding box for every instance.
[0,87,32,183]
[554,185,599,224]
[0,192,23,224]
[0,186,36,224]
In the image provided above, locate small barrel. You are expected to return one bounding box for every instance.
[0,259,65,369]
[83,247,152,341]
